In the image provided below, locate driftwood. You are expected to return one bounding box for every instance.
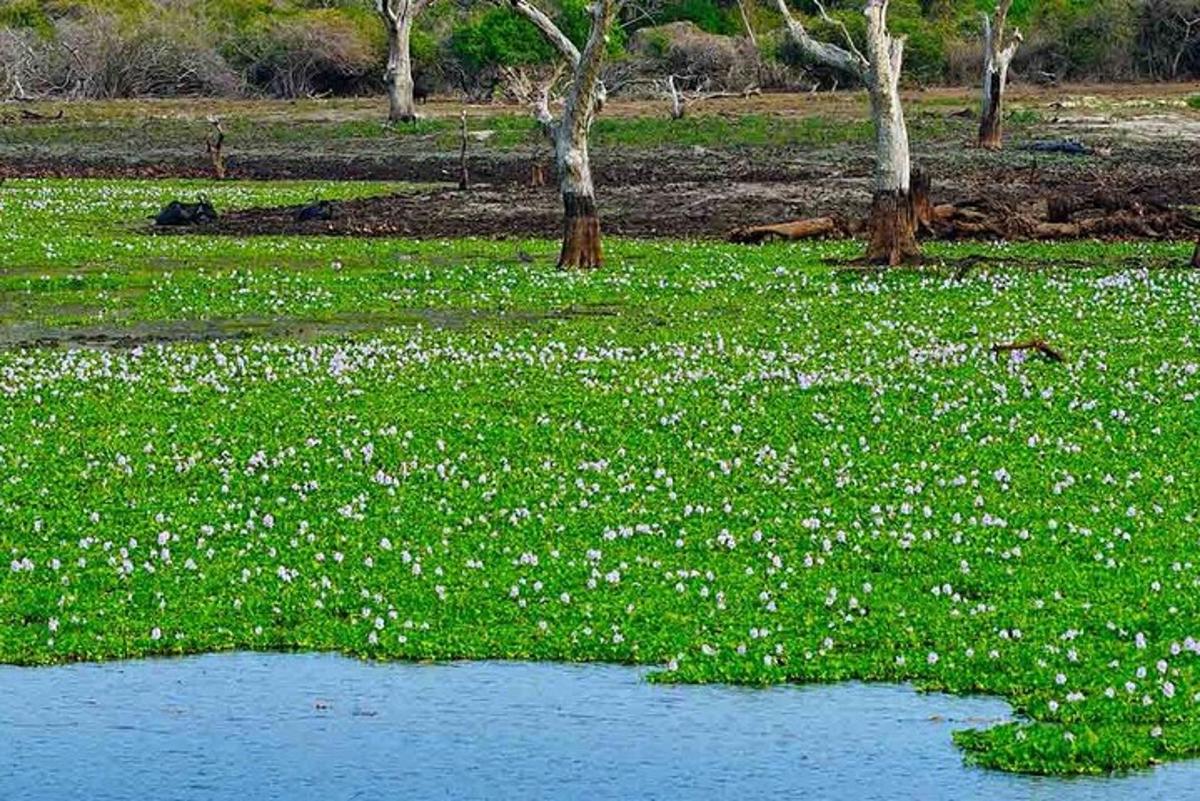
[730,181,1200,245]
[729,216,848,244]
[19,108,63,121]
[205,117,226,180]
[662,75,762,120]
[992,338,1065,363]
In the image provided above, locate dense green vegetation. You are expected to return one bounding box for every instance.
[2,0,1198,100]
[2,178,1200,776]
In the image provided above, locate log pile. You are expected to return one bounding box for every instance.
[730,183,1200,245]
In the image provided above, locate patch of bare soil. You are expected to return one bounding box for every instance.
[201,141,1200,242]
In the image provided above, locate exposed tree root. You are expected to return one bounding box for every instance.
[992,338,1065,363]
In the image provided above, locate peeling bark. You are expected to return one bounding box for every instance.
[979,0,1021,150]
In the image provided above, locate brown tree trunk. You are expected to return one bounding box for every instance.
[559,192,602,269]
[1192,238,1200,269]
[978,71,1003,149]
[866,189,921,266]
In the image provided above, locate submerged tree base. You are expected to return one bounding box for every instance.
[558,192,603,269]
[865,187,923,266]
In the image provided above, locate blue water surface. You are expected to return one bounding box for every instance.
[2,653,1197,800]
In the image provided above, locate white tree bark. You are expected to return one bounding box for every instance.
[863,0,908,195]
[774,0,919,263]
[378,0,431,123]
[509,0,618,269]
[979,0,1021,149]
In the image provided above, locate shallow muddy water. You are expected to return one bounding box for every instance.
[2,653,1197,800]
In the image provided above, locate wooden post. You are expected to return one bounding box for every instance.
[205,117,226,180]
[458,110,470,191]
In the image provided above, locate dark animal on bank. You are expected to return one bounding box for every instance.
[154,197,218,226]
[414,71,434,104]
[294,199,336,222]
[1024,139,1095,157]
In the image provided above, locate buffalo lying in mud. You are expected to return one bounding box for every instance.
[294,199,336,223]
[154,198,218,226]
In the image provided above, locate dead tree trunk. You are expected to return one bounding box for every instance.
[863,1,918,265]
[458,110,470,191]
[978,0,1022,150]
[205,116,226,180]
[510,0,617,270]
[776,0,919,265]
[378,0,431,123]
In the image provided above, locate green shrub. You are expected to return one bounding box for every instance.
[0,0,53,37]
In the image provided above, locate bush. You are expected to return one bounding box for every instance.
[38,9,240,98]
[651,0,741,36]
[236,9,381,98]
[1136,0,1200,80]
[629,21,758,89]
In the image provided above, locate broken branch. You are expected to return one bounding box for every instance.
[991,338,1065,363]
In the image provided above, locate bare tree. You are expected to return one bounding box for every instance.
[661,74,761,120]
[978,0,1022,150]
[775,0,919,265]
[377,0,434,122]
[508,0,619,269]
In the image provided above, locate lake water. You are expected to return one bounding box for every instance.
[2,653,1197,800]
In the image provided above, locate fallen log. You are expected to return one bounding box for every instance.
[20,108,63,121]
[729,216,846,244]
[992,338,1065,363]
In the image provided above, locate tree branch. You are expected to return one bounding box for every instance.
[774,0,866,79]
[509,0,581,66]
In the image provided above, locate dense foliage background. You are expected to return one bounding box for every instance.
[0,0,1198,99]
